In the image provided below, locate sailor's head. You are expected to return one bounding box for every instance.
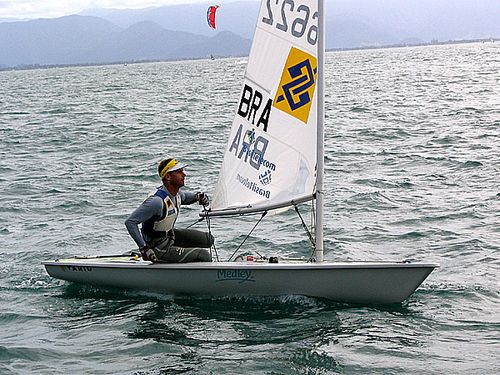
[158,158,188,179]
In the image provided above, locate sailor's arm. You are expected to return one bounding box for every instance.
[180,191,209,206]
[125,196,162,248]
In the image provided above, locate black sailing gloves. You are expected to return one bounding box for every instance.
[196,192,210,206]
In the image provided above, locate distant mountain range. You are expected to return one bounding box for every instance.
[1,0,499,68]
[0,14,251,68]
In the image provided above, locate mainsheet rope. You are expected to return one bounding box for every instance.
[184,210,220,261]
[203,205,219,261]
[227,211,267,261]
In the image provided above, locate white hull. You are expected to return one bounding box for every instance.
[43,256,437,304]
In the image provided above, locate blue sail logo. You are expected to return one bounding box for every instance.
[259,169,272,185]
[274,47,317,124]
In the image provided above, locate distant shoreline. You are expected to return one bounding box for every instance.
[328,37,498,52]
[1,37,497,73]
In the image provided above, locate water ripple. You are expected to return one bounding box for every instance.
[0,42,499,374]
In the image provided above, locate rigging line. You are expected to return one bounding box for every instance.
[203,205,219,262]
[227,211,268,262]
[185,217,205,229]
[293,204,316,253]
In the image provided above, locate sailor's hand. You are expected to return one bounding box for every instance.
[140,245,158,262]
[196,192,209,206]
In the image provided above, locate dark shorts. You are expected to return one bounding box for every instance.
[149,228,213,263]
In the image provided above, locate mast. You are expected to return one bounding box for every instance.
[315,0,325,262]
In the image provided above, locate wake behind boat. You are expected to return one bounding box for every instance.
[44,0,438,304]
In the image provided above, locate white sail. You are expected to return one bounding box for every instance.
[211,0,320,213]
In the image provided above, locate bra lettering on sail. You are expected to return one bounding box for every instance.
[274,47,317,124]
[238,84,272,131]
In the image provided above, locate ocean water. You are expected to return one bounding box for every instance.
[0,42,499,374]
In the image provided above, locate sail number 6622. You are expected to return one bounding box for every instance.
[262,0,318,46]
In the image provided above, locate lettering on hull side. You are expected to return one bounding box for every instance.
[66,265,93,272]
[216,269,255,283]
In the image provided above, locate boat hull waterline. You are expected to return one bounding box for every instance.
[43,257,437,304]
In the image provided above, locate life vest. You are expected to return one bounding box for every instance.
[142,189,181,238]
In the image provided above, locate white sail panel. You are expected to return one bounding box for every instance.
[212,0,319,212]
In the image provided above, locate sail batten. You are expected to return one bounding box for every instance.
[212,0,320,217]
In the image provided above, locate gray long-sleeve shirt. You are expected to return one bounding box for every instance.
[125,186,197,248]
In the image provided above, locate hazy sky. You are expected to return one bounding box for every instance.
[0,0,218,19]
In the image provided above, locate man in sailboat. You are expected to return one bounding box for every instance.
[125,158,213,263]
